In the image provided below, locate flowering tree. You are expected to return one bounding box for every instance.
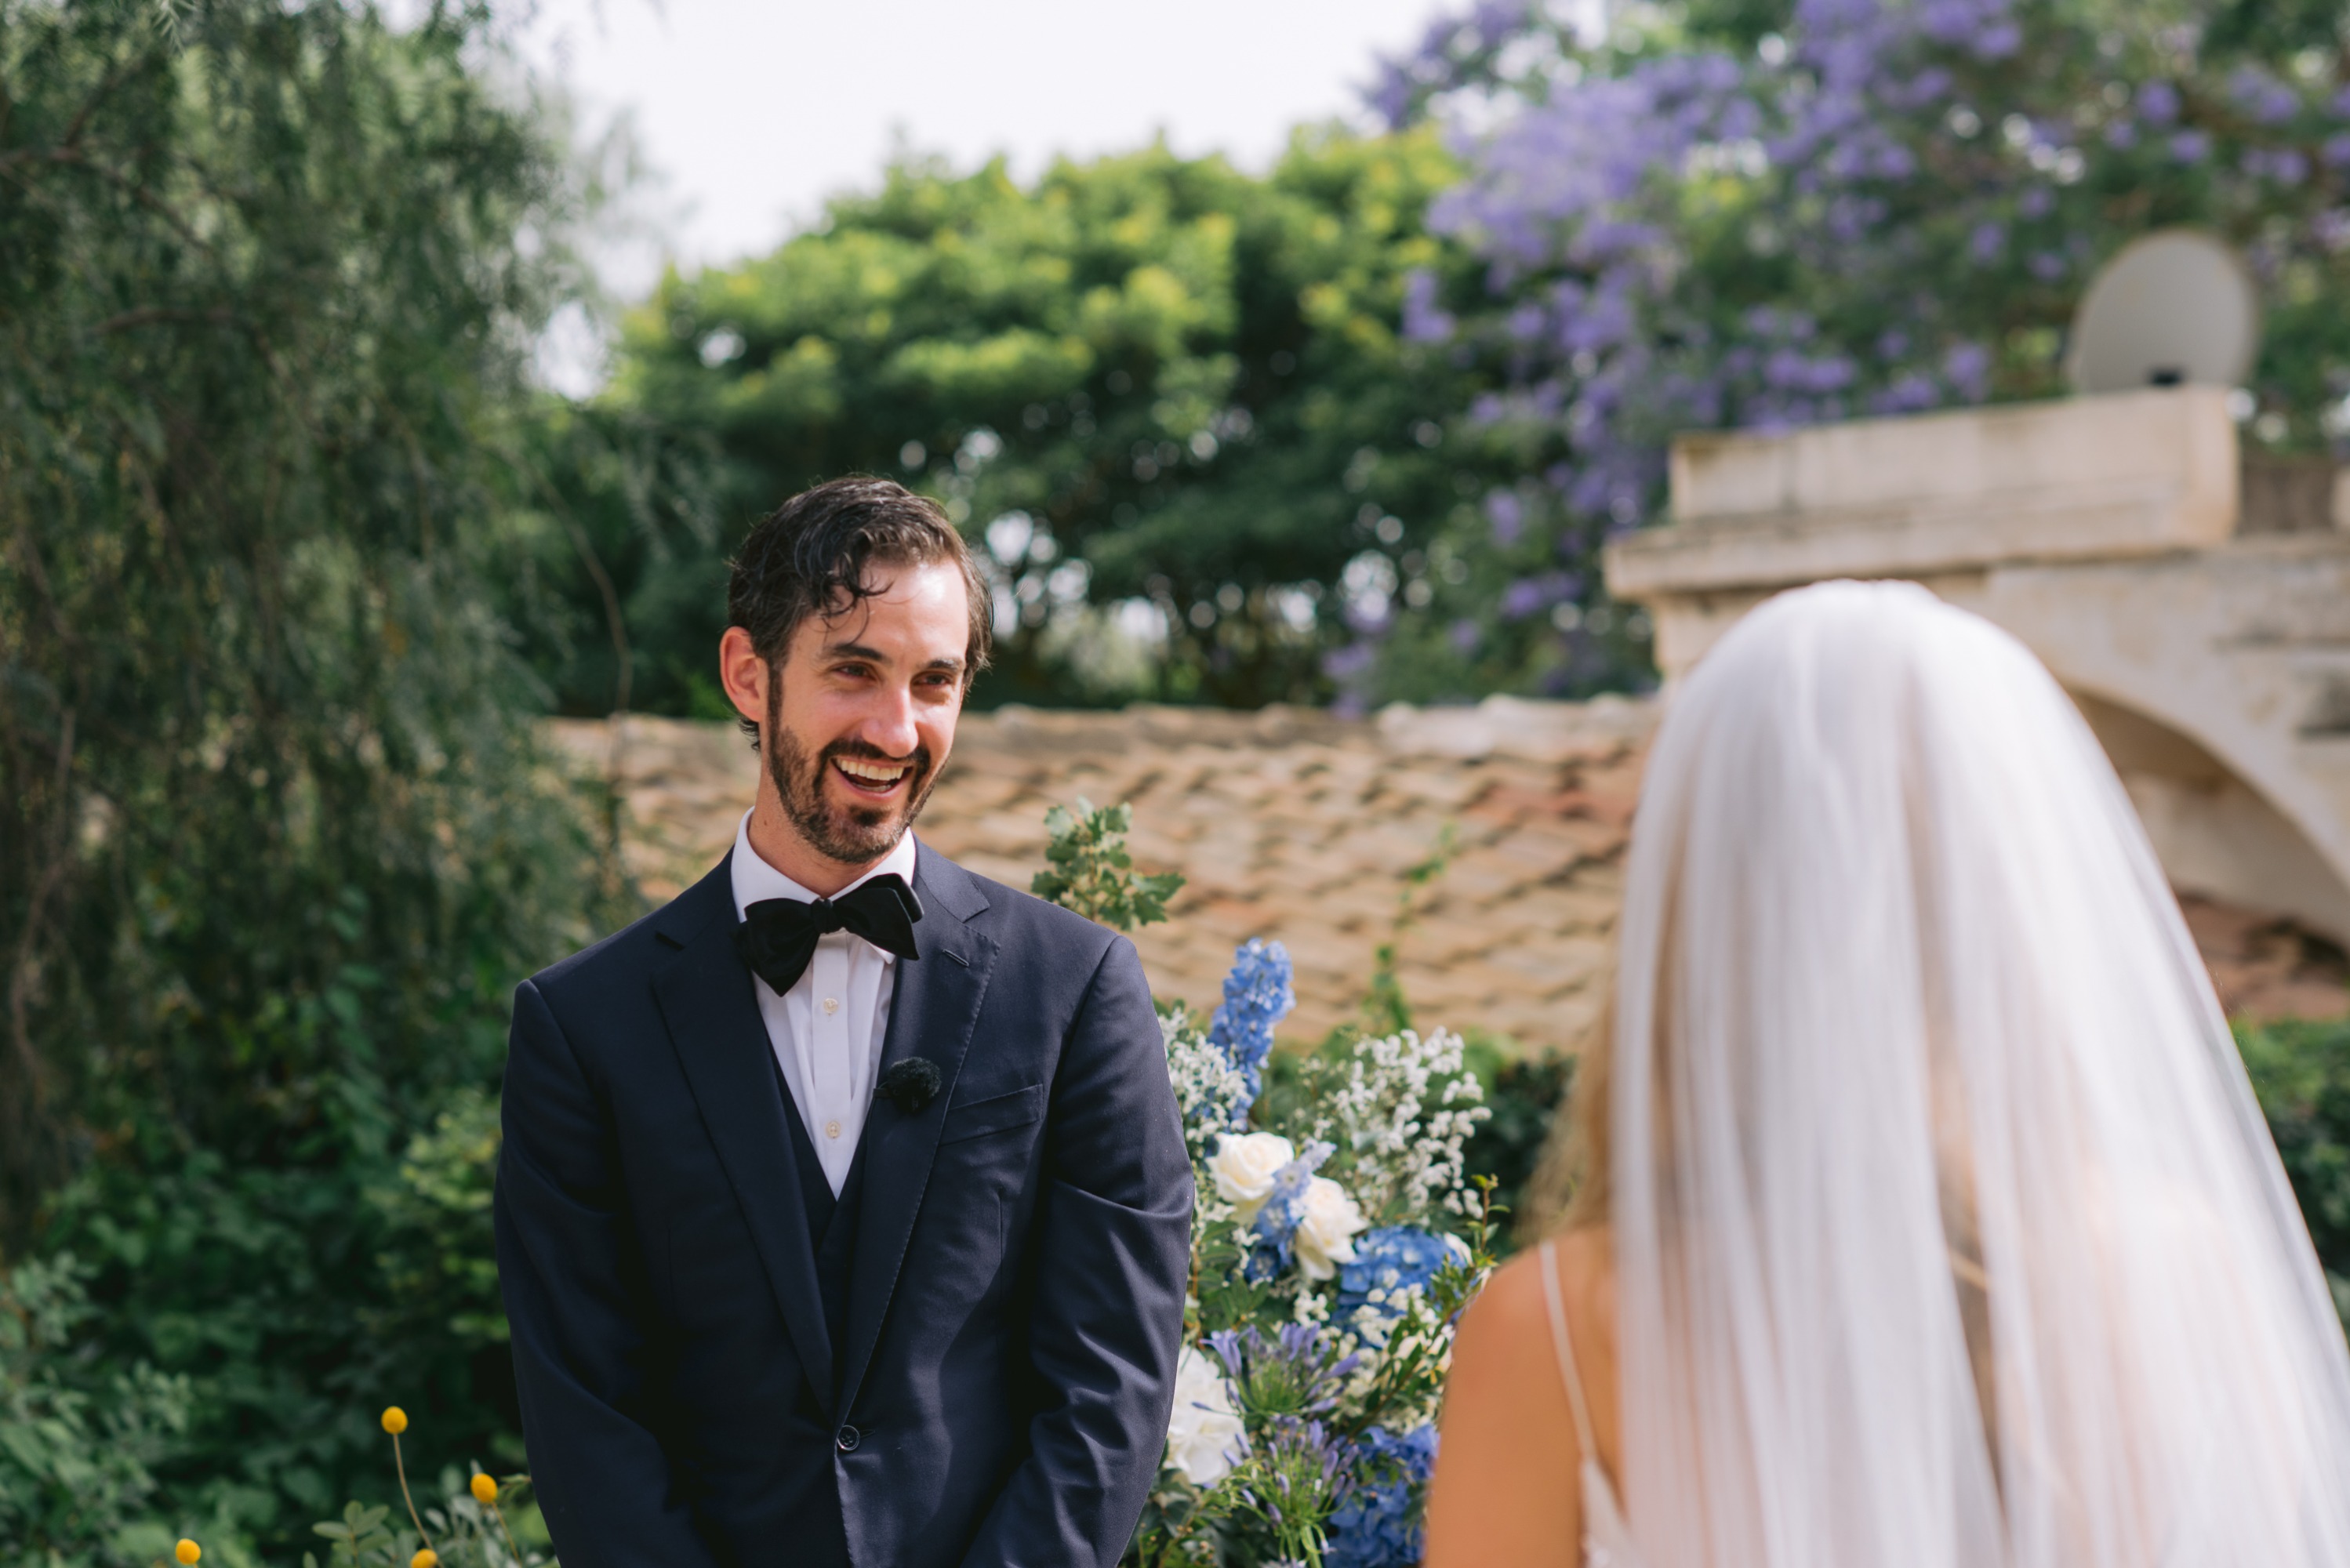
[1361,0,2350,699]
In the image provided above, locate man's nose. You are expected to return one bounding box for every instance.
[854,681,921,758]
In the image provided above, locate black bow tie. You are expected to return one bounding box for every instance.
[735,874,923,996]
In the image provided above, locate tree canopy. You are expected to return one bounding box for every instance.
[0,1,613,1555]
[513,128,1658,714]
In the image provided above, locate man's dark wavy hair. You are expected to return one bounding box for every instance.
[727,477,992,744]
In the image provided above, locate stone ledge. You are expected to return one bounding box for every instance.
[1614,387,2240,597]
[1666,385,2236,525]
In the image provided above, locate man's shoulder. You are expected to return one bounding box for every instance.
[925,848,1123,964]
[527,861,729,1005]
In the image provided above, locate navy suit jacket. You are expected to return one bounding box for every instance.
[492,844,1193,1567]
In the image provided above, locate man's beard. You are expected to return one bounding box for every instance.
[765,692,939,866]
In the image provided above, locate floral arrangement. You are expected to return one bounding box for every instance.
[1135,938,1497,1568]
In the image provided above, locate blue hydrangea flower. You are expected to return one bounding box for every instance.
[1325,1425,1439,1568]
[1208,938,1293,1116]
[1334,1227,1467,1340]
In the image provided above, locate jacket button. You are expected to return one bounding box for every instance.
[835,1425,860,1453]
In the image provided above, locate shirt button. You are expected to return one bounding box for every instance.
[836,1424,860,1452]
[822,996,840,1015]
[826,1120,841,1139]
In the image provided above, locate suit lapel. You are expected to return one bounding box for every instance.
[652,855,837,1406]
[837,848,997,1414]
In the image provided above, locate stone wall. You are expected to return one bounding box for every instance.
[549,695,2345,1047]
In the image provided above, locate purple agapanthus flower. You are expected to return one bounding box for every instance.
[1210,1322,1364,1417]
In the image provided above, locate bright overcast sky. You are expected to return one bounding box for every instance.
[514,0,1451,289]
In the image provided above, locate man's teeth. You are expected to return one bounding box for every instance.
[834,759,910,786]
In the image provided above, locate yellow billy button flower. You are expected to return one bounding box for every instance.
[470,1472,499,1505]
[175,1541,201,1565]
[380,1406,409,1435]
[411,1552,438,1568]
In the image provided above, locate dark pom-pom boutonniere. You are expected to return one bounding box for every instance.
[877,1057,943,1115]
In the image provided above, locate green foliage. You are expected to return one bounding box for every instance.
[0,1254,194,1567]
[1357,823,1458,1040]
[303,1472,551,1568]
[1031,798,1186,931]
[0,0,619,1556]
[515,130,1528,713]
[2236,1014,2350,1325]
[1460,1046,1574,1252]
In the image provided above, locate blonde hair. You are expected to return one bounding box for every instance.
[1519,990,1614,1241]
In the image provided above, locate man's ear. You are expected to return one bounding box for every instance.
[717,625,770,728]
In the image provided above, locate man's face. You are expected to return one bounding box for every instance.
[727,559,971,870]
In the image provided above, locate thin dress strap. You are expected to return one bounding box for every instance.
[1538,1238,1601,1462]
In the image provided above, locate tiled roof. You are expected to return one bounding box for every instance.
[549,698,2347,1044]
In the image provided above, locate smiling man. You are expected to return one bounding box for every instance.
[493,477,1193,1568]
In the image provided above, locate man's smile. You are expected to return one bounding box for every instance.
[830,754,915,799]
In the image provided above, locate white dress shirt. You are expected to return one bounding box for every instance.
[729,811,918,1196]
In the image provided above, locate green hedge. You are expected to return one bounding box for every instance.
[2239,1015,2350,1319]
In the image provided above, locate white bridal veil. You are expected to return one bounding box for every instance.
[1611,581,2350,1568]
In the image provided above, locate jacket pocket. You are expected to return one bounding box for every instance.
[937,1081,1045,1145]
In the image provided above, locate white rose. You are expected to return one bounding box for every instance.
[1209,1131,1295,1223]
[1292,1175,1368,1281]
[1164,1345,1245,1486]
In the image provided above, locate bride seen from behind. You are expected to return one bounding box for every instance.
[1425,580,2350,1568]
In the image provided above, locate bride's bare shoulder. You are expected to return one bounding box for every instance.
[1426,1226,1600,1565]
[1466,1225,1613,1327]
[1451,1225,1614,1395]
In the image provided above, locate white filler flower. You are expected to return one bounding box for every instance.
[1209,1131,1295,1223]
[1165,1345,1246,1486]
[1293,1175,1368,1281]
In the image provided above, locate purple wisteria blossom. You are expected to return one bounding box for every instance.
[1369,0,2350,698]
[2232,65,2303,126]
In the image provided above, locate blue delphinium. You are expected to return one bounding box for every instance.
[1324,1425,1440,1568]
[1208,938,1294,1114]
[1335,1227,1469,1341]
[1244,1140,1333,1283]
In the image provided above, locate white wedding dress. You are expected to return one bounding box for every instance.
[1580,583,2350,1568]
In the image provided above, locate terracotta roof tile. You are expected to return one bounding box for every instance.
[550,692,2348,1047]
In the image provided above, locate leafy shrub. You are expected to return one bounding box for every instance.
[1030,800,1186,932]
[0,1,620,1555]
[1461,1047,1575,1250]
[2237,1015,2350,1324]
[0,1254,193,1567]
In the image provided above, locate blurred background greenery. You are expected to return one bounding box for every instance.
[8,0,2350,1561]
